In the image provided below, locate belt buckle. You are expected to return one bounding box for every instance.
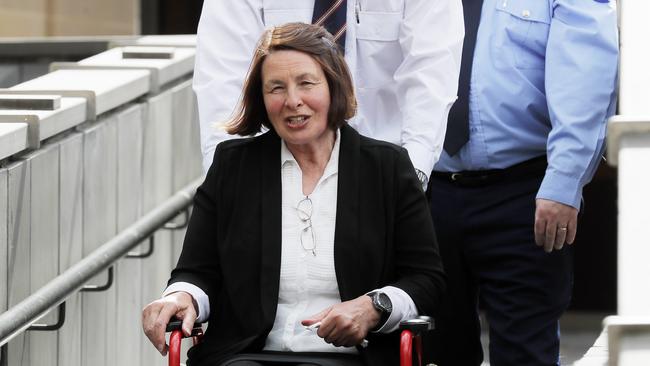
[451,173,462,181]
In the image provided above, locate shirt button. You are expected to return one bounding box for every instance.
[522,10,531,18]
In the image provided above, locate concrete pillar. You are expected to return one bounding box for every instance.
[140,89,175,366]
[6,160,31,366]
[115,104,144,366]
[57,132,84,366]
[79,117,117,366]
[27,144,60,366]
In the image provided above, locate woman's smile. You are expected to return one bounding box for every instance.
[286,115,310,129]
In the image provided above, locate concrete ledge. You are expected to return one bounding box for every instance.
[0,123,28,160]
[606,115,650,166]
[0,95,61,111]
[50,47,195,94]
[122,46,175,60]
[605,316,650,366]
[109,35,196,48]
[0,97,86,148]
[9,69,150,117]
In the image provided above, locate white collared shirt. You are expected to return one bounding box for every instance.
[264,129,349,352]
[164,130,418,352]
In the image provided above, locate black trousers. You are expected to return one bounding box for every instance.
[219,351,363,366]
[426,162,574,366]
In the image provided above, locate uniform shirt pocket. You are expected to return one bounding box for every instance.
[496,0,551,69]
[355,11,401,41]
[262,0,311,28]
[354,10,402,88]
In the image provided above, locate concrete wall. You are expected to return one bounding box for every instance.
[0,36,201,366]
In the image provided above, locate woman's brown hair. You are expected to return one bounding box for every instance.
[226,22,357,136]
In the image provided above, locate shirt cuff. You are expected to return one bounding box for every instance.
[536,168,583,209]
[163,282,211,323]
[370,286,419,334]
[402,141,439,180]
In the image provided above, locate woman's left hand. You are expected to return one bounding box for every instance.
[301,295,380,347]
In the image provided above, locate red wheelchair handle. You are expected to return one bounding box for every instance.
[400,329,414,366]
[169,330,183,366]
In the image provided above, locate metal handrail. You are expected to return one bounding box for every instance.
[0,177,202,347]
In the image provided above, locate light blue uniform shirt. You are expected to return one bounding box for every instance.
[434,0,619,209]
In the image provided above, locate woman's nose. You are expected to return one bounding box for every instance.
[284,88,303,109]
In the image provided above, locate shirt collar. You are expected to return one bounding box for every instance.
[280,129,341,180]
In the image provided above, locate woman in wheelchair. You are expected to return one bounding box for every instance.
[142,22,445,366]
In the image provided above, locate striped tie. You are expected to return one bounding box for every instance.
[312,0,347,52]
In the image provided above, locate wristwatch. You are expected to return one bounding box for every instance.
[367,291,392,331]
[415,169,429,192]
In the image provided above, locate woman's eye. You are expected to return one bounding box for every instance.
[301,81,315,87]
[270,86,284,93]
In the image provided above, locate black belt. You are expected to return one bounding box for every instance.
[432,156,547,187]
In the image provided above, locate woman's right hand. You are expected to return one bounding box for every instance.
[142,291,198,356]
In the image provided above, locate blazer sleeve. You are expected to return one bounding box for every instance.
[390,148,446,315]
[167,145,224,303]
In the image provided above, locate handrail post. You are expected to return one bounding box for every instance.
[163,207,190,230]
[126,235,155,259]
[80,266,114,292]
[26,302,66,331]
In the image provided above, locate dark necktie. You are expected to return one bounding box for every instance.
[443,0,484,156]
[312,0,347,52]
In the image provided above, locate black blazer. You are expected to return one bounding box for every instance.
[170,125,445,366]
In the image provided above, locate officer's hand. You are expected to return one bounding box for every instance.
[534,198,578,252]
[142,291,197,356]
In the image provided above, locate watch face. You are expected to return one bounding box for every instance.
[376,292,393,313]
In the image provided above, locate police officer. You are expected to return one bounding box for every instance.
[428,0,619,364]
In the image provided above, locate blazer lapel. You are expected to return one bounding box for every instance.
[334,125,362,300]
[258,130,282,325]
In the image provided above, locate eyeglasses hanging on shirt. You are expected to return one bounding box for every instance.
[296,196,316,256]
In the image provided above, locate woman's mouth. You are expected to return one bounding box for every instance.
[286,115,309,128]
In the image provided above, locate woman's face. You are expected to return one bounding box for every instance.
[261,50,332,151]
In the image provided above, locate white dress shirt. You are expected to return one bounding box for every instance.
[164,130,418,352]
[193,0,464,177]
